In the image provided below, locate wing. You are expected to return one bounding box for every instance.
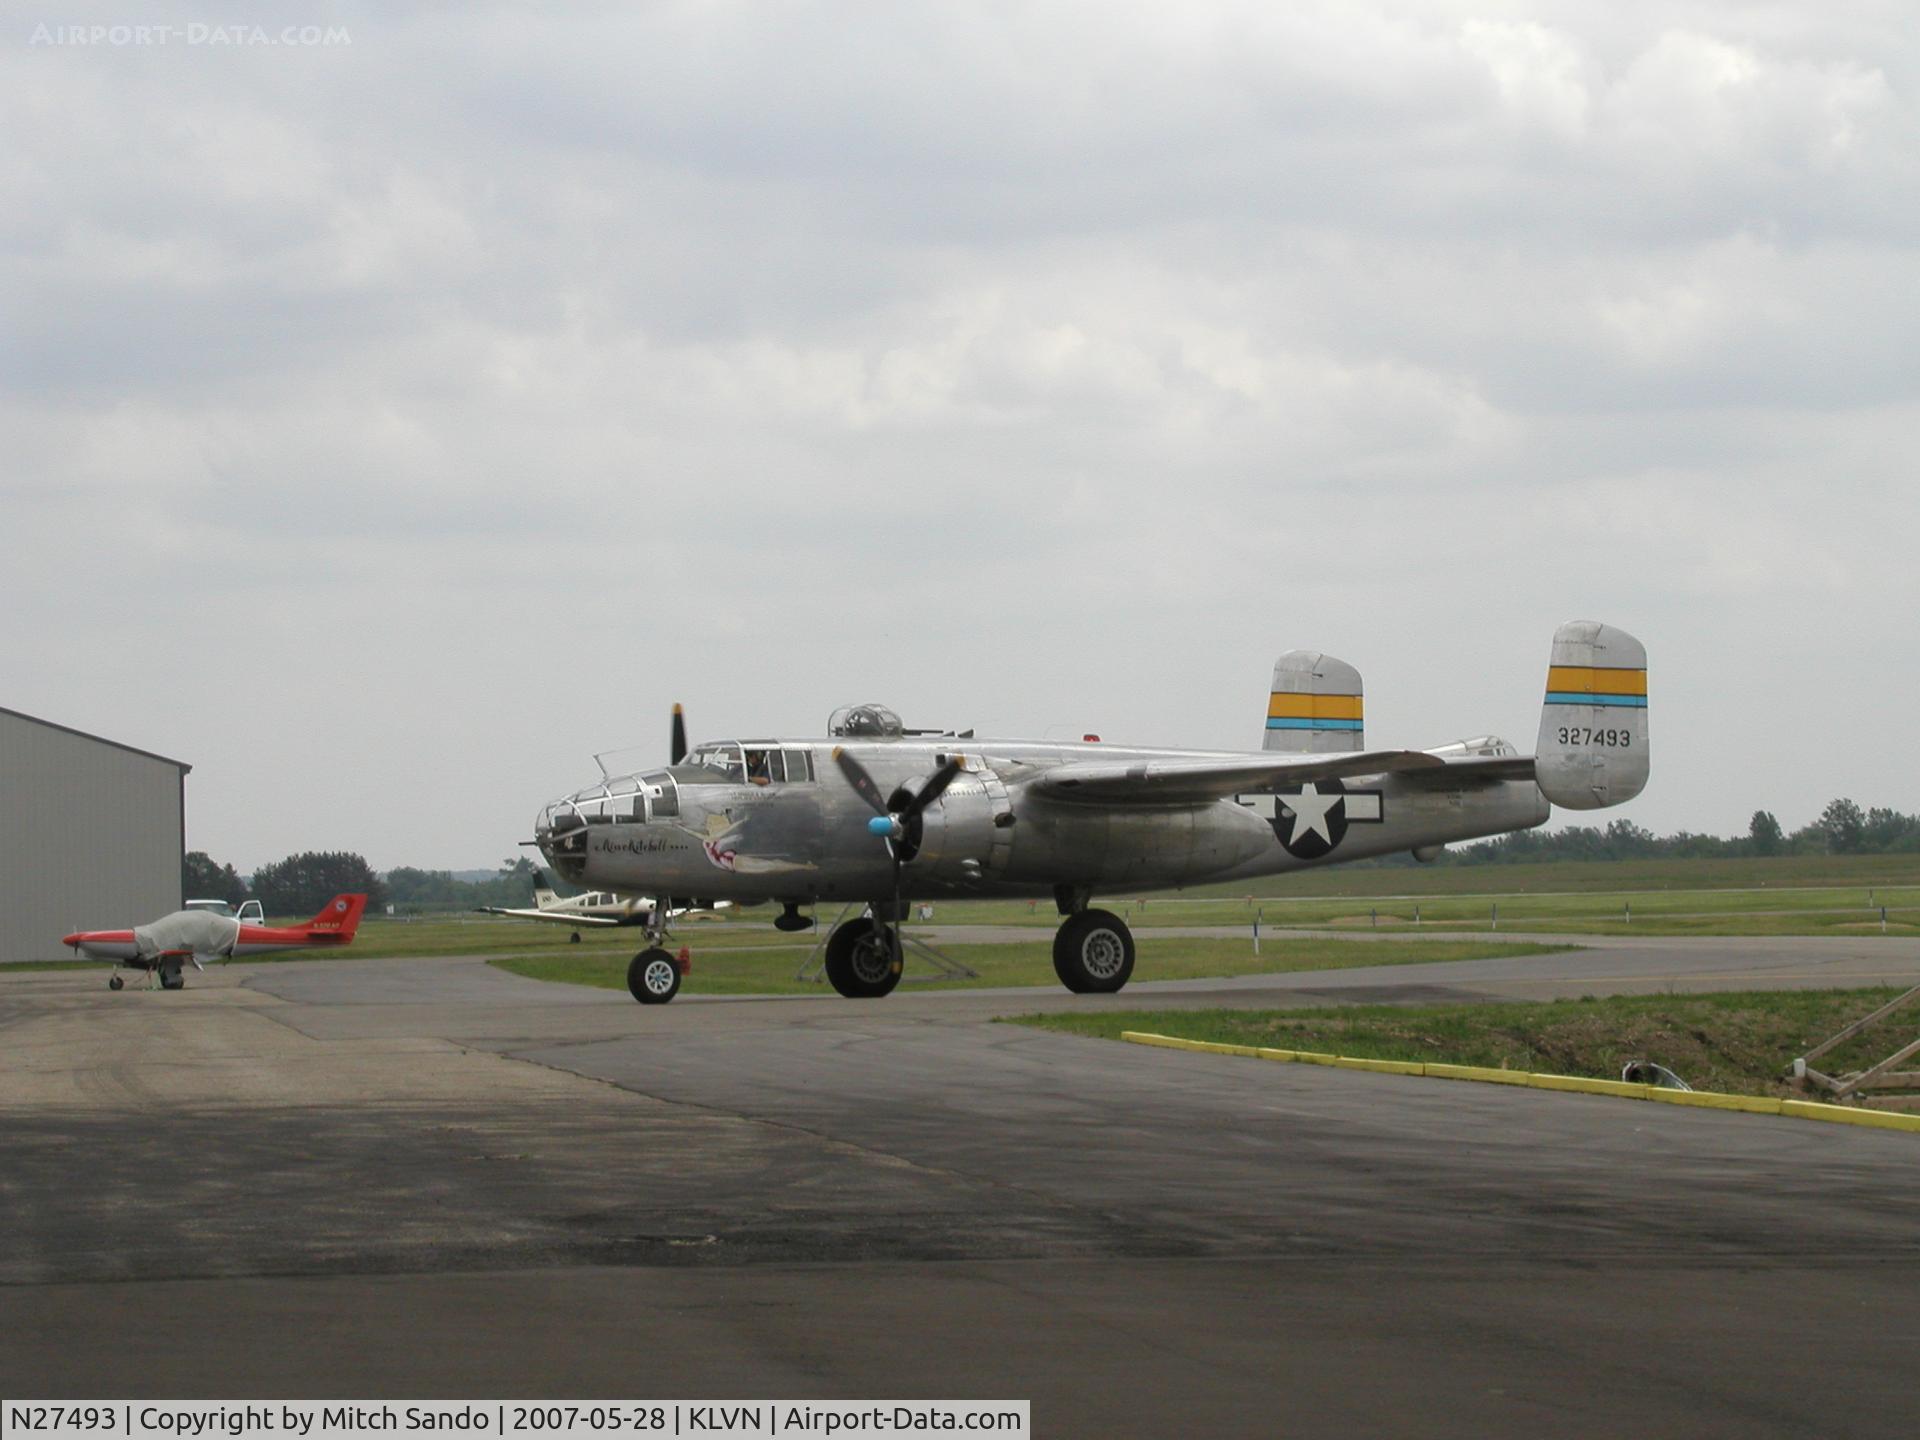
[477,907,621,927]
[1028,749,1451,805]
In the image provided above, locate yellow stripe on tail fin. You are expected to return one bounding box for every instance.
[1263,652,1363,754]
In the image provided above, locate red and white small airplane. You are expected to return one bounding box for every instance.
[63,893,369,990]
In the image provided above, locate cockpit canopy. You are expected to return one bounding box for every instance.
[828,703,904,738]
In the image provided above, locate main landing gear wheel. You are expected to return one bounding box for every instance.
[824,916,902,999]
[1053,909,1136,994]
[627,947,682,1005]
[569,931,582,944]
[108,975,124,991]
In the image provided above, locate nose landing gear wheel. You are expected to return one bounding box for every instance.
[108,975,124,991]
[627,947,682,1004]
[1052,909,1135,994]
[160,967,186,991]
[824,916,902,999]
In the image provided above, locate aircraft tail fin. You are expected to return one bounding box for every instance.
[1262,651,1364,753]
[532,870,561,906]
[1535,622,1648,810]
[300,893,368,939]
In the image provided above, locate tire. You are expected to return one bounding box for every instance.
[160,968,185,991]
[1052,909,1135,994]
[824,916,902,999]
[108,975,125,991]
[627,947,682,1004]
[569,931,582,944]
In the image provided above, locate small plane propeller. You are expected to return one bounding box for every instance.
[831,748,964,973]
[670,703,688,766]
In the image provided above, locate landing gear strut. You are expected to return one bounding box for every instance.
[823,916,902,999]
[1052,908,1135,994]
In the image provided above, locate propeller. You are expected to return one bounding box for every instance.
[670,703,688,765]
[832,748,964,972]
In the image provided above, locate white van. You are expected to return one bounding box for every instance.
[185,898,266,925]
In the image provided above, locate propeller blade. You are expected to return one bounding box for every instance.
[670,704,688,765]
[832,747,890,816]
[889,851,905,973]
[903,758,964,819]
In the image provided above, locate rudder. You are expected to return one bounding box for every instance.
[1263,651,1364,753]
[302,893,368,938]
[1535,622,1648,810]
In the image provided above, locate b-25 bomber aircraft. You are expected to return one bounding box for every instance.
[536,624,1647,1005]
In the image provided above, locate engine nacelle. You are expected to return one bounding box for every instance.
[901,766,1014,887]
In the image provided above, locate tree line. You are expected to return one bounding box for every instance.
[182,852,544,917]
[1427,797,1920,867]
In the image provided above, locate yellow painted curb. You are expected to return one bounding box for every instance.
[1528,1073,1651,1100]
[1649,1089,1782,1116]
[1117,1031,1920,1134]
[1424,1062,1529,1086]
[1781,1100,1920,1132]
[1335,1056,1426,1077]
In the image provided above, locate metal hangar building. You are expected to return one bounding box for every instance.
[0,706,191,962]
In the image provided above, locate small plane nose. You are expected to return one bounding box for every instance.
[61,932,84,948]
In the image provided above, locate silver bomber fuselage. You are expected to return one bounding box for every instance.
[536,738,1550,905]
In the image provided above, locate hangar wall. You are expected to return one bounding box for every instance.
[0,707,190,962]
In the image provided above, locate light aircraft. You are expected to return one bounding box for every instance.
[476,870,730,939]
[63,893,369,990]
[535,623,1647,1005]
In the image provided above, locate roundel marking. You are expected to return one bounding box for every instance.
[1272,779,1350,860]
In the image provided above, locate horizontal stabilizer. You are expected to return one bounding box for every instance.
[1535,622,1649,810]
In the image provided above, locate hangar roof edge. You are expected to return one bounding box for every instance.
[0,705,192,774]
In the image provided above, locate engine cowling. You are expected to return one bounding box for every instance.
[898,766,1013,887]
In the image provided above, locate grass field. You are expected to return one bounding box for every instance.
[1012,989,1916,1101]
[938,888,1920,937]
[489,936,1569,997]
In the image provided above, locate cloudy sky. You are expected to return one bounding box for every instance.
[4,1,1915,871]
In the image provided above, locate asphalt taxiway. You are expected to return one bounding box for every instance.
[5,936,1920,1437]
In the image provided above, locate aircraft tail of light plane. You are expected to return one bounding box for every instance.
[64,893,369,990]
[535,621,1649,1005]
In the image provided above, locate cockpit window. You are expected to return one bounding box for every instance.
[639,770,679,818]
[682,744,745,783]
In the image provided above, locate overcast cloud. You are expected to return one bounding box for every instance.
[3,1,1915,870]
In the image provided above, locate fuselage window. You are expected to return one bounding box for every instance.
[651,776,679,818]
[745,748,773,784]
[783,748,814,782]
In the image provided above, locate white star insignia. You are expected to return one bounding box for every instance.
[1280,783,1343,845]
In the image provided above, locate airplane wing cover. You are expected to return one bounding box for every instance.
[1029,750,1449,804]
[133,910,240,960]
